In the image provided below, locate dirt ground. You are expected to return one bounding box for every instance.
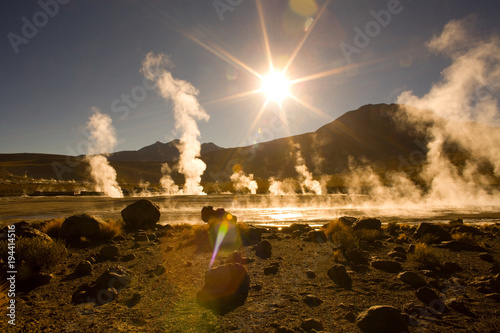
[1,220,500,333]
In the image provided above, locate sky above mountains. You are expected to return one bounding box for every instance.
[1,0,499,155]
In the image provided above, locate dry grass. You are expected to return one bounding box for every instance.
[0,237,67,272]
[333,249,343,263]
[419,233,441,244]
[39,218,64,238]
[323,219,360,250]
[408,243,441,270]
[356,229,382,242]
[98,220,123,240]
[452,232,478,246]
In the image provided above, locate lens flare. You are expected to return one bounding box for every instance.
[209,221,229,269]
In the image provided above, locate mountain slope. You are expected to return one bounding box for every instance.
[0,104,443,184]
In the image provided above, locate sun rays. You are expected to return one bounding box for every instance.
[139,0,350,143]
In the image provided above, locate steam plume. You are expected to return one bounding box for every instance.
[230,170,258,194]
[295,148,322,195]
[142,52,209,195]
[160,163,180,195]
[348,16,500,208]
[268,177,296,195]
[85,108,123,198]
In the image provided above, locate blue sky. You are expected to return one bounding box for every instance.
[1,0,499,154]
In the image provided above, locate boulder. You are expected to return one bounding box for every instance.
[196,263,250,314]
[371,260,402,273]
[201,206,236,225]
[398,271,426,288]
[414,222,451,242]
[0,221,53,243]
[121,200,161,231]
[59,214,106,244]
[255,240,272,259]
[352,218,381,231]
[328,264,352,290]
[356,305,408,333]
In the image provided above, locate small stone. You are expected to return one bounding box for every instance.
[255,240,272,259]
[371,260,402,273]
[485,293,500,302]
[122,254,136,262]
[344,248,369,265]
[344,311,356,322]
[127,293,141,307]
[75,260,92,276]
[388,251,407,260]
[393,246,406,253]
[416,287,439,305]
[328,264,352,290]
[443,261,462,273]
[479,252,494,262]
[100,245,119,259]
[300,318,323,332]
[398,271,426,288]
[303,294,323,307]
[154,265,166,276]
[264,265,279,275]
[135,232,149,242]
[306,270,316,279]
[275,326,294,333]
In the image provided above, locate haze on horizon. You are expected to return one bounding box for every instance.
[0,0,499,155]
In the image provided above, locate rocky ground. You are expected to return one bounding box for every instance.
[1,204,500,333]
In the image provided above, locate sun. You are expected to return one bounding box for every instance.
[260,70,291,103]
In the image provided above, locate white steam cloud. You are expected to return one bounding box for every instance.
[231,170,258,194]
[295,147,322,195]
[85,108,123,198]
[160,163,180,195]
[349,16,500,209]
[268,177,296,195]
[142,52,209,195]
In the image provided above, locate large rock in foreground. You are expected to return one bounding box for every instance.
[59,214,105,244]
[196,263,250,314]
[356,305,409,333]
[121,199,160,231]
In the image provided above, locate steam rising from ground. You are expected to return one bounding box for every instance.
[230,170,258,194]
[349,16,500,209]
[142,52,209,195]
[84,109,123,198]
[160,163,180,194]
[295,148,322,195]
